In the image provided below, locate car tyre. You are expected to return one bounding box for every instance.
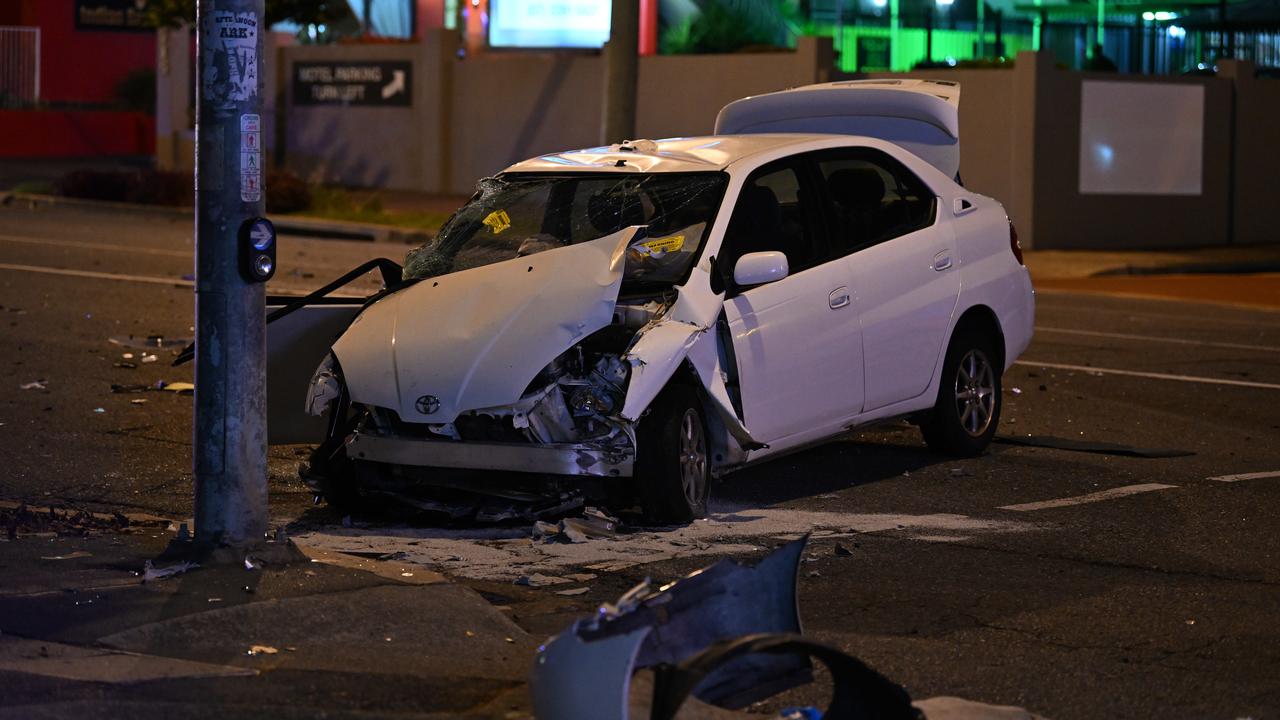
[635,385,711,524]
[921,328,1002,456]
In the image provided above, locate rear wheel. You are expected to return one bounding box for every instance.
[921,328,1002,456]
[635,385,710,523]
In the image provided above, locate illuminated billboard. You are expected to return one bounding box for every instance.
[488,0,612,48]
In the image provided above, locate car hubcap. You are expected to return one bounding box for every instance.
[954,349,996,437]
[678,409,707,507]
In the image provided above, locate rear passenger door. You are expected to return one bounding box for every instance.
[813,147,959,413]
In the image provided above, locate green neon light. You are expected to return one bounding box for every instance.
[1097,0,1105,45]
[890,0,901,72]
[837,26,1033,71]
[1032,0,1042,51]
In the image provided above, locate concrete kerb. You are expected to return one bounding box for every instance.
[6,193,430,245]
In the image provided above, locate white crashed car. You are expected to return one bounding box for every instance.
[269,80,1035,523]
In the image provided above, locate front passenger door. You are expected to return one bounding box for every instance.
[719,160,865,445]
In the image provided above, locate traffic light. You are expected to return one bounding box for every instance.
[239,217,276,283]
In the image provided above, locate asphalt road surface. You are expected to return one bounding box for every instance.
[2,202,1279,719]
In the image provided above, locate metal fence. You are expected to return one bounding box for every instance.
[0,26,40,107]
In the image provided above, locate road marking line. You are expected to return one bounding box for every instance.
[0,233,192,258]
[999,483,1177,512]
[1014,360,1280,391]
[0,263,194,287]
[0,262,365,297]
[1036,326,1280,353]
[1207,471,1280,483]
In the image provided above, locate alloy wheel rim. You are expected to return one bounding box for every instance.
[678,409,707,507]
[954,349,996,437]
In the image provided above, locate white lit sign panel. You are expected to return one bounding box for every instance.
[489,0,611,48]
[1079,81,1204,196]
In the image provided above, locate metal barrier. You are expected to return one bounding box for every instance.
[0,26,40,107]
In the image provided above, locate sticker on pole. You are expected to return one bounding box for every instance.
[240,114,262,203]
[203,10,258,109]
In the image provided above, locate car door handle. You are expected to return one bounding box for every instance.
[953,197,976,216]
[933,252,953,272]
[829,287,850,309]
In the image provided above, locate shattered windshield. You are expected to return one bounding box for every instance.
[402,172,728,285]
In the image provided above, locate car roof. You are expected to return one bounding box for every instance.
[501,134,869,174]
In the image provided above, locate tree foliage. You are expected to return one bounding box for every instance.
[143,0,354,28]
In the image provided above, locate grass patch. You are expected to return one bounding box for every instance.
[293,186,450,235]
[10,180,55,195]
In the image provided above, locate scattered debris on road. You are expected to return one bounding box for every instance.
[19,380,48,391]
[246,645,278,656]
[142,559,198,583]
[533,507,621,544]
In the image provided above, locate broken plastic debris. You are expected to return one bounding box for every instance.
[1011,387,1023,395]
[141,354,159,364]
[556,587,590,597]
[122,353,134,360]
[244,556,262,571]
[92,408,105,414]
[108,334,192,351]
[515,573,573,587]
[40,551,93,560]
[130,398,147,405]
[533,507,620,544]
[142,559,198,582]
[19,380,47,391]
[246,645,279,656]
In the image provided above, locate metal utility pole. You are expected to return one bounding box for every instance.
[194,0,269,549]
[602,0,639,144]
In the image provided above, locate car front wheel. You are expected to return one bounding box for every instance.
[635,385,710,523]
[921,328,1002,456]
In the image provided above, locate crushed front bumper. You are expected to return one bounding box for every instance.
[346,432,635,478]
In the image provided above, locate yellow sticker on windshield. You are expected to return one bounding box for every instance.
[483,209,512,235]
[640,234,684,255]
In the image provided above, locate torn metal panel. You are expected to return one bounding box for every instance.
[620,315,756,451]
[332,230,636,425]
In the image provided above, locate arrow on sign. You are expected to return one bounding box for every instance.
[381,70,406,100]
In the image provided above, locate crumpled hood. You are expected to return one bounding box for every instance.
[332,230,632,424]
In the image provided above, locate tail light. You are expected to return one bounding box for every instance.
[1009,220,1024,265]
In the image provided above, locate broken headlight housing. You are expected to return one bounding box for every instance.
[305,354,343,417]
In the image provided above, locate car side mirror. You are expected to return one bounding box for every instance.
[733,251,789,287]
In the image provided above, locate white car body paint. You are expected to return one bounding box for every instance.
[291,81,1035,489]
[332,229,633,424]
[715,79,962,179]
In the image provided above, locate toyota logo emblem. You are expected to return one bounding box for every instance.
[415,395,441,415]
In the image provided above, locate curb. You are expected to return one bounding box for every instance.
[6,193,431,245]
[1092,261,1280,276]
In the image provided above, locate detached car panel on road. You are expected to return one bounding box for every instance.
[270,79,1036,522]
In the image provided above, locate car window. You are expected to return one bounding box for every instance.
[815,149,937,256]
[719,163,820,280]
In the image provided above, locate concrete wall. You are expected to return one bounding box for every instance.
[1029,66,1231,250]
[261,40,1271,250]
[283,43,437,190]
[866,53,1235,250]
[1223,61,1280,246]
[282,33,833,195]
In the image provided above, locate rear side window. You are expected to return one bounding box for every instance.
[814,149,937,256]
